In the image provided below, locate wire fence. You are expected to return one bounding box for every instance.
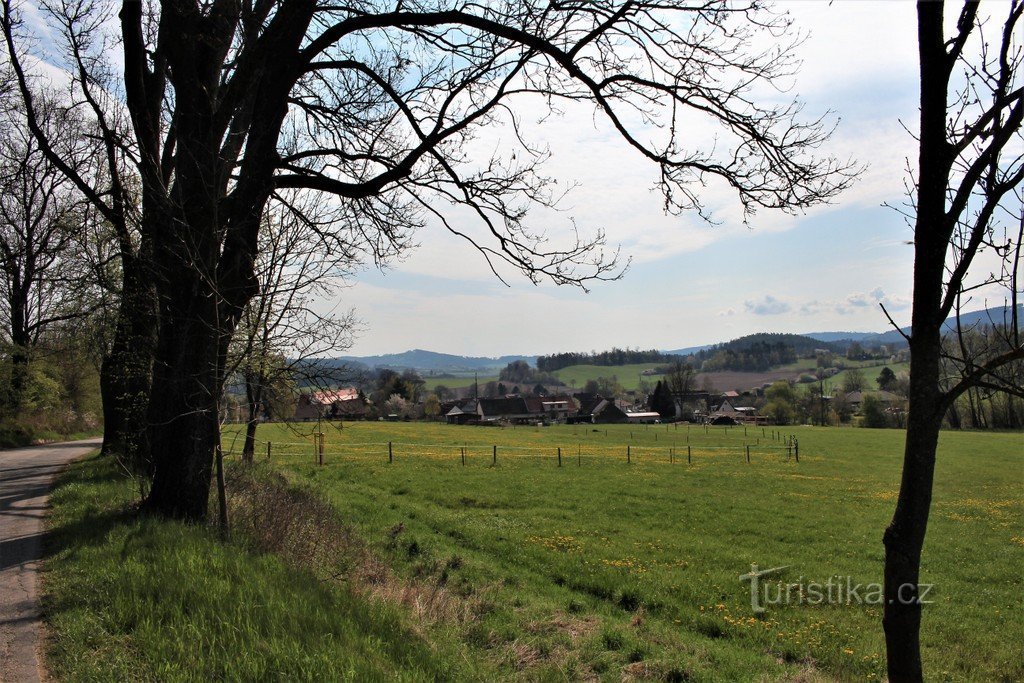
[220,433,802,467]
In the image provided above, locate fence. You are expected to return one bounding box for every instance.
[221,434,801,467]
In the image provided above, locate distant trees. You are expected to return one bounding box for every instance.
[763,381,797,425]
[581,376,624,399]
[842,369,866,393]
[498,360,560,387]
[665,361,696,398]
[861,395,890,429]
[698,340,797,373]
[423,395,441,420]
[537,348,671,373]
[648,381,675,420]
[876,367,898,391]
[0,86,95,416]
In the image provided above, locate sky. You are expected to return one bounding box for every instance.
[341,1,939,357]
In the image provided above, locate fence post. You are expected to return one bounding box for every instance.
[788,445,792,460]
[558,447,562,467]
[388,441,393,463]
[687,445,691,464]
[267,441,272,460]
[746,445,750,463]
[318,434,324,466]
[670,447,674,464]
[578,444,581,467]
[627,445,631,464]
[795,439,800,463]
[493,445,497,466]
[461,447,465,466]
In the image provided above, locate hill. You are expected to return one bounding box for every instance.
[333,349,537,374]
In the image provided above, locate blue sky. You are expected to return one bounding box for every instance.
[343,1,931,357]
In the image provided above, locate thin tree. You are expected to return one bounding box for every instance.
[3,0,856,520]
[882,2,1023,680]
[227,191,358,462]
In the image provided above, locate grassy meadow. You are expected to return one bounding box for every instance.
[207,421,1021,681]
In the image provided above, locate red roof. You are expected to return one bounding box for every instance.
[311,388,358,404]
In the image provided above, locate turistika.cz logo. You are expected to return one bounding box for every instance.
[739,563,934,614]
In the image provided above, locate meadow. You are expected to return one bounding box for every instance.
[211,420,1022,681]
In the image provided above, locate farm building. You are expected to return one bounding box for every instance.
[625,411,661,424]
[445,395,578,425]
[293,388,367,421]
[570,394,628,424]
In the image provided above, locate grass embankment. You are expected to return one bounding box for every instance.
[220,422,1022,681]
[46,424,1022,681]
[42,453,483,681]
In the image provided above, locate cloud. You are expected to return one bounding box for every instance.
[744,295,792,316]
[842,287,909,314]
[717,308,737,317]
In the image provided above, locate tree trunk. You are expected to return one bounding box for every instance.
[241,376,262,462]
[882,5,949,679]
[100,256,157,471]
[882,329,942,682]
[143,280,222,521]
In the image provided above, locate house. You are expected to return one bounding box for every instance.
[625,411,661,424]
[571,394,628,424]
[445,394,578,425]
[709,398,764,425]
[293,388,365,421]
[846,390,899,412]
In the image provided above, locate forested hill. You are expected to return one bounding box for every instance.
[682,333,841,372]
[536,348,673,373]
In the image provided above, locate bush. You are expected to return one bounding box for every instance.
[860,395,891,428]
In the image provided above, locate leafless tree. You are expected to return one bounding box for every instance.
[0,85,96,414]
[226,190,358,462]
[882,2,1023,680]
[3,0,856,520]
[0,0,159,466]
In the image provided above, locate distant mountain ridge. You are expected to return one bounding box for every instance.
[335,348,537,373]
[334,305,1019,373]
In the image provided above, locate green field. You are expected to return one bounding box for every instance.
[206,421,1022,681]
[551,362,665,391]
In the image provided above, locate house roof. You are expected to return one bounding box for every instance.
[311,388,359,404]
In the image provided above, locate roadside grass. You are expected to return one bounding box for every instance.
[223,421,1023,681]
[42,453,482,681]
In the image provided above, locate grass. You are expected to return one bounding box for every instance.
[551,362,666,391]
[214,420,1022,681]
[42,453,485,681]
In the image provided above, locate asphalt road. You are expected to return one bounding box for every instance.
[0,439,101,683]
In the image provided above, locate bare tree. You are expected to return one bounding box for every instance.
[0,86,95,414]
[227,191,358,462]
[0,0,158,467]
[882,2,1023,680]
[3,0,856,520]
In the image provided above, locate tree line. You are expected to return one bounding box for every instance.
[536,348,674,373]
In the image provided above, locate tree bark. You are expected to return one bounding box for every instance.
[143,285,222,520]
[99,254,157,469]
[241,374,262,462]
[882,4,949,679]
